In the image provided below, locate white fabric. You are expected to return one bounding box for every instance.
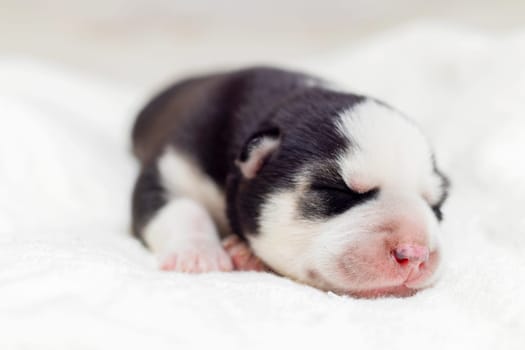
[1,24,524,349]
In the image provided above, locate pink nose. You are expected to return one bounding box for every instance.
[393,244,429,264]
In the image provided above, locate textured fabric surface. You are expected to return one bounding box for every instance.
[1,24,524,349]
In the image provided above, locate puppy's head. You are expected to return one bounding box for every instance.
[229,90,449,298]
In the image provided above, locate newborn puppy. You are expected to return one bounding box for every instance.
[131,67,449,298]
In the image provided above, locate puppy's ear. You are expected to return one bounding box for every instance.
[236,127,280,179]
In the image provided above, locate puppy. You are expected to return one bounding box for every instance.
[131,67,449,298]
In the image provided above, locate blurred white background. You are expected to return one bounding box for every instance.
[2,0,524,88]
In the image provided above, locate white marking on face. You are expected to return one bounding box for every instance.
[249,191,317,283]
[250,99,447,296]
[157,146,229,235]
[336,101,442,205]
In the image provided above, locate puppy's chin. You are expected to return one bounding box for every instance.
[303,274,434,299]
[343,272,441,298]
[343,272,442,298]
[297,250,441,299]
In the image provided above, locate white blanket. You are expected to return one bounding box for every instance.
[1,24,524,349]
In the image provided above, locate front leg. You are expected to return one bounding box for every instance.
[146,198,233,272]
[132,165,233,273]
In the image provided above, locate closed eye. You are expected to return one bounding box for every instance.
[427,182,450,222]
[308,182,379,217]
[431,203,443,221]
[428,158,451,222]
[311,183,377,196]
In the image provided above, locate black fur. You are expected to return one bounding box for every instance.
[228,88,366,235]
[130,66,448,244]
[301,165,379,219]
[131,163,166,242]
[430,156,451,221]
[131,67,367,239]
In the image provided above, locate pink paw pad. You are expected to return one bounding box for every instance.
[160,247,233,273]
[222,235,268,272]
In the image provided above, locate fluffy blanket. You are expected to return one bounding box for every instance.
[1,24,524,349]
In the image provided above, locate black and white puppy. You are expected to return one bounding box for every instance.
[131,67,449,298]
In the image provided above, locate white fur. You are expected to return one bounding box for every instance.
[250,99,446,293]
[157,146,228,234]
[249,191,316,281]
[336,101,444,207]
[143,197,220,258]
[143,147,233,272]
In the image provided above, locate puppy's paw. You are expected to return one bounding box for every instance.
[145,198,233,273]
[160,243,233,273]
[222,235,268,272]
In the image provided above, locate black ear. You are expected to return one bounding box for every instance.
[236,127,280,179]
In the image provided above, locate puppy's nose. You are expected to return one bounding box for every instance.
[393,244,429,265]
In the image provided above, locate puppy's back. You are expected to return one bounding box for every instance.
[131,67,315,183]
